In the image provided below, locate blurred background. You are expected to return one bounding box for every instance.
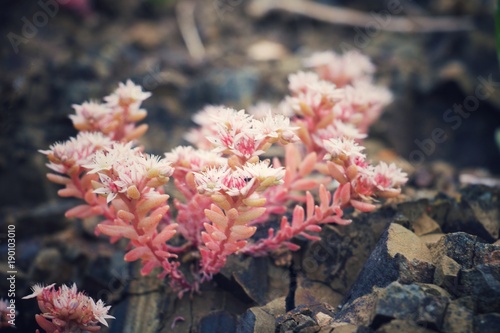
[1,0,500,331]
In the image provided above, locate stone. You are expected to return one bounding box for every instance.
[302,207,398,297]
[412,212,441,236]
[442,301,473,333]
[460,264,500,312]
[342,223,434,304]
[276,306,320,333]
[428,232,500,269]
[295,276,344,310]
[236,297,286,333]
[370,282,448,331]
[333,292,380,327]
[199,311,237,333]
[433,255,460,293]
[473,313,500,333]
[419,233,445,246]
[443,185,500,242]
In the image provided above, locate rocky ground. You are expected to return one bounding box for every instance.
[1,0,500,332]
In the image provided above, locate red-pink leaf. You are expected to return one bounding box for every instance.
[124,247,150,262]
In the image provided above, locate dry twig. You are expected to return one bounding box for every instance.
[248,0,474,33]
[176,0,206,62]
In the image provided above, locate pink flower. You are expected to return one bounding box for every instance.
[288,71,321,95]
[323,137,366,162]
[312,121,366,149]
[104,79,151,108]
[39,132,114,174]
[70,101,113,132]
[372,162,408,191]
[194,166,231,195]
[165,146,226,172]
[23,283,114,333]
[303,50,375,87]
[86,143,173,202]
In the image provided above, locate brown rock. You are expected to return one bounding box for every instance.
[419,233,445,246]
[295,276,344,309]
[386,223,433,263]
[413,212,441,236]
[433,255,460,292]
[442,301,473,333]
[237,297,286,333]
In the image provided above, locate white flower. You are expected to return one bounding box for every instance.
[254,113,299,143]
[323,137,366,161]
[313,121,366,148]
[194,166,231,195]
[91,299,115,327]
[165,146,226,171]
[288,71,321,94]
[303,50,375,87]
[22,283,55,299]
[243,160,285,188]
[140,154,174,179]
[70,101,113,129]
[93,173,119,203]
[104,79,151,107]
[83,142,138,174]
[40,133,114,174]
[372,162,408,190]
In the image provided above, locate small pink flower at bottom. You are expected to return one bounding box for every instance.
[23,283,114,333]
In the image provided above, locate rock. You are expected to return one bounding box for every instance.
[419,233,445,246]
[442,301,473,333]
[412,212,441,236]
[199,311,237,333]
[428,232,500,270]
[276,306,320,333]
[473,313,500,333]
[236,297,286,333]
[342,223,434,304]
[294,275,344,310]
[302,207,398,297]
[443,185,500,242]
[333,292,380,327]
[218,255,288,305]
[370,282,448,331]
[433,255,460,292]
[460,264,500,312]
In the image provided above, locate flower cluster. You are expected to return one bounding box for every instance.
[185,106,299,166]
[323,137,407,212]
[37,50,407,319]
[284,50,393,154]
[23,284,113,333]
[70,80,150,142]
